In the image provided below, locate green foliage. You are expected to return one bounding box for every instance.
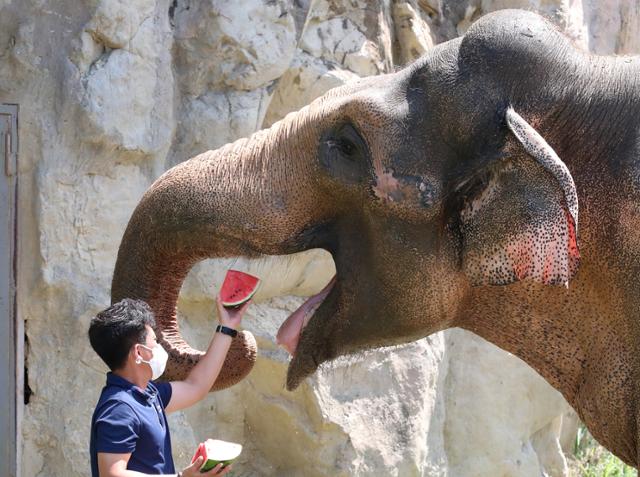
[569,425,637,477]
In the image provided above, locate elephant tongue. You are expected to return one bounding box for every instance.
[276,277,336,356]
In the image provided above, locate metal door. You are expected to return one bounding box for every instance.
[0,104,18,477]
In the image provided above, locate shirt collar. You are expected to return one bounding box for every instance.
[106,372,157,403]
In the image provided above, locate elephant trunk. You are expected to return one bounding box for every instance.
[112,235,255,390]
[111,113,323,391]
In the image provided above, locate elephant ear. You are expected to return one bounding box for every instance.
[460,107,580,287]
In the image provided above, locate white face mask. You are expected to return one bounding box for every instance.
[137,343,168,380]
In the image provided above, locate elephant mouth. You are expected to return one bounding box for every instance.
[275,275,337,356]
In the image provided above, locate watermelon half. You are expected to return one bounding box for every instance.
[220,270,260,308]
[191,439,243,471]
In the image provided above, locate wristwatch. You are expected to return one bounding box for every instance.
[216,324,238,338]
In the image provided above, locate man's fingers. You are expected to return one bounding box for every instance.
[202,462,226,475]
[181,455,204,476]
[237,300,252,314]
[218,464,232,475]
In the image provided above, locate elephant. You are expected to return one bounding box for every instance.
[111,9,640,467]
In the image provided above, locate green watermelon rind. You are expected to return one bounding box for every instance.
[221,286,259,308]
[200,458,235,471]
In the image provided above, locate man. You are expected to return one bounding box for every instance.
[88,295,249,477]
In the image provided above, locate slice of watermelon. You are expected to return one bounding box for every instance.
[196,439,243,471]
[220,270,260,308]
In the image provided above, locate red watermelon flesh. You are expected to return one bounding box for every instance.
[191,442,205,465]
[220,270,260,308]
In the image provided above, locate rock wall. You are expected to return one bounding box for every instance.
[1,0,636,476]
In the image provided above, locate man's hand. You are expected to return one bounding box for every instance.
[215,292,250,330]
[165,294,252,414]
[181,456,233,476]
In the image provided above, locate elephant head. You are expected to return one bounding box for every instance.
[112,10,580,391]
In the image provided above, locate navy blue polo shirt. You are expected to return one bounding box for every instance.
[90,372,175,476]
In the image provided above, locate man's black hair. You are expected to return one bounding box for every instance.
[88,298,157,371]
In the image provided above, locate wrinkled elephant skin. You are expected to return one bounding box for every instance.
[112,10,640,467]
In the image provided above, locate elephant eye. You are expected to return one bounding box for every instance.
[326,124,367,160]
[327,137,357,158]
[319,123,369,183]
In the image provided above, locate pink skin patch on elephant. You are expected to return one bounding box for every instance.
[565,208,580,262]
[372,166,434,206]
[276,277,336,355]
[502,206,579,285]
[373,168,403,201]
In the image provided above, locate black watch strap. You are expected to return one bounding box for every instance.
[216,324,238,338]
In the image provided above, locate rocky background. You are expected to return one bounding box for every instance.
[1,0,637,476]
